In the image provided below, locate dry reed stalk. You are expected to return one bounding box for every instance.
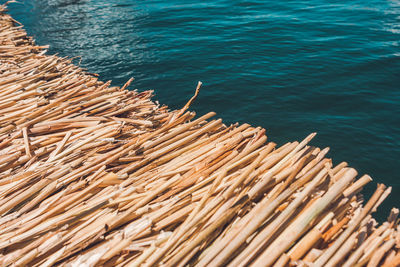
[226,166,330,267]
[343,223,389,267]
[0,5,398,266]
[251,168,357,266]
[316,184,387,266]
[367,237,396,267]
[288,212,334,261]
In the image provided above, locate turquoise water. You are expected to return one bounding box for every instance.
[6,1,400,218]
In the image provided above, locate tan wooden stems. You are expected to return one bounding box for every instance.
[0,5,398,266]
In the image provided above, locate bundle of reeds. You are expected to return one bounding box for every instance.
[0,4,399,266]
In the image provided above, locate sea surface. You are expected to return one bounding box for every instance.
[6,0,400,219]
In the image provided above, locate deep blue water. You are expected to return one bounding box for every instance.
[5,0,400,218]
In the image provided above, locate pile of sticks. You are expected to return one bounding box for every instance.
[0,4,399,266]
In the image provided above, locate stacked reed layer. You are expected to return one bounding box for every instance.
[0,4,399,267]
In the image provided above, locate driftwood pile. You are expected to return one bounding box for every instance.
[0,4,399,267]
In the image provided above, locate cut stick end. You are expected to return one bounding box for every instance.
[309,132,317,139]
